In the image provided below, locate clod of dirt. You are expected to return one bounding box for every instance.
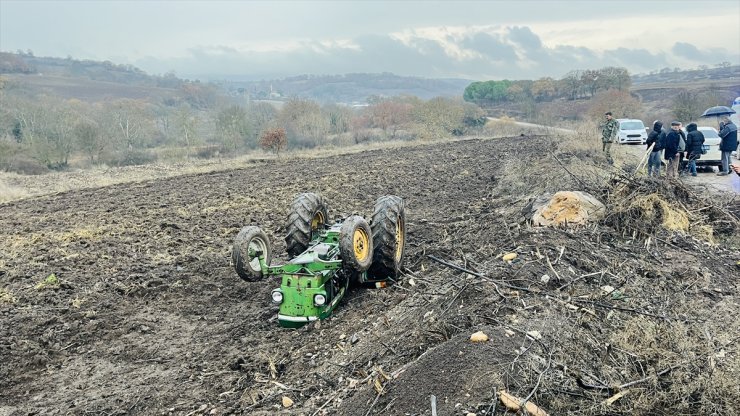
[470,331,489,342]
[503,253,518,262]
[282,396,294,408]
[531,191,605,226]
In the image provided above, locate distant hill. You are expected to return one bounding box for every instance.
[632,65,739,85]
[5,51,735,107]
[0,51,184,88]
[0,52,224,107]
[1,52,472,104]
[630,66,740,112]
[214,73,473,103]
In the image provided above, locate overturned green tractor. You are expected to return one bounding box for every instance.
[232,193,406,328]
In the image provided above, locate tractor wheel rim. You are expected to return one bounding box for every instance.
[248,238,267,271]
[311,212,325,230]
[395,218,404,262]
[353,228,370,261]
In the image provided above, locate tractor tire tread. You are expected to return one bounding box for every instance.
[285,193,328,257]
[369,195,405,280]
[233,226,271,282]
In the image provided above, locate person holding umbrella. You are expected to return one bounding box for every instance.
[701,106,738,175]
[718,116,738,176]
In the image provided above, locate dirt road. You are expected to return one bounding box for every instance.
[620,142,739,194]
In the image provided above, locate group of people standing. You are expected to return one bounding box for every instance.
[645,120,706,178]
[601,112,739,179]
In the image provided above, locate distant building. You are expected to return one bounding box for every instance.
[268,84,281,99]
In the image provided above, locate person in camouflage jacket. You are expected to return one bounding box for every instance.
[601,112,618,163]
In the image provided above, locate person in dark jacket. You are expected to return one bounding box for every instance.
[718,117,738,176]
[684,123,705,177]
[677,122,688,175]
[645,120,665,177]
[664,121,682,178]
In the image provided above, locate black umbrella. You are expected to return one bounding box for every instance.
[701,106,736,118]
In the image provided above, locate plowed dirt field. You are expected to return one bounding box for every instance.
[1,136,739,416]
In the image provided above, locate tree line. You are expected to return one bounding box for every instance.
[463,66,632,105]
[0,84,487,174]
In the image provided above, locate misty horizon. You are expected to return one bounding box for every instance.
[1,0,739,82]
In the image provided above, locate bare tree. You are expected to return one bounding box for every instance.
[599,67,631,91]
[672,91,702,122]
[412,97,467,139]
[580,70,600,97]
[75,118,106,164]
[247,102,278,142]
[587,89,643,120]
[278,99,327,148]
[531,77,556,102]
[174,105,199,157]
[368,100,413,139]
[216,105,251,152]
[561,70,584,100]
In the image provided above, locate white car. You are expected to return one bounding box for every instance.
[695,126,722,170]
[616,119,647,144]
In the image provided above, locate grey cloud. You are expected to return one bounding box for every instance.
[603,48,668,71]
[135,27,737,82]
[672,42,713,62]
[460,32,517,61]
[139,34,464,80]
[672,42,707,61]
[507,26,542,50]
[671,42,737,66]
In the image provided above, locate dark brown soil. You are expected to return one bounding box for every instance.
[1,137,738,416]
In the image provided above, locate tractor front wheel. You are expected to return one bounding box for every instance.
[285,193,329,257]
[339,216,373,272]
[369,195,406,280]
[233,226,272,282]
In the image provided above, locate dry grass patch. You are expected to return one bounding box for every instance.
[200,195,258,214]
[0,288,17,304]
[2,226,109,258]
[0,179,29,203]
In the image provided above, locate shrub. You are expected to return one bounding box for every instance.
[259,128,287,155]
[105,149,158,167]
[353,128,384,144]
[193,145,221,159]
[0,148,49,175]
[586,89,644,121]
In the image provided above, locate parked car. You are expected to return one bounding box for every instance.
[616,119,647,144]
[695,126,722,170]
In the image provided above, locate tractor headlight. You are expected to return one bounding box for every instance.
[314,294,327,306]
[271,290,283,304]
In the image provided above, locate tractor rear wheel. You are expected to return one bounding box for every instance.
[233,226,272,282]
[369,195,406,280]
[285,193,329,257]
[339,216,373,272]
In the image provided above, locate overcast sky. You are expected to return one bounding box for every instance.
[1,0,739,81]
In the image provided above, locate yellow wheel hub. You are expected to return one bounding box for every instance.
[353,228,370,261]
[311,212,325,230]
[394,218,404,261]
